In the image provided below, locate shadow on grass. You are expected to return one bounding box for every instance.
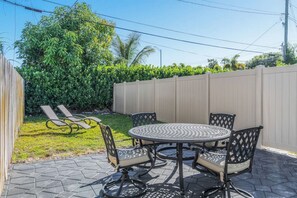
[19,130,86,137]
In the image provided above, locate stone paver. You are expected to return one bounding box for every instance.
[1,149,297,198]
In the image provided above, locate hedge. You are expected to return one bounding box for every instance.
[19,64,227,115]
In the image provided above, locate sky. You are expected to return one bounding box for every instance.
[0,0,296,67]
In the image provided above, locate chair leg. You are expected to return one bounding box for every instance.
[103,169,147,198]
[202,180,253,198]
[229,181,253,198]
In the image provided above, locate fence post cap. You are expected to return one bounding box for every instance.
[206,71,211,74]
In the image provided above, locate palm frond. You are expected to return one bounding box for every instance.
[130,46,155,66]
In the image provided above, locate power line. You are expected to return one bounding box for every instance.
[1,0,52,13]
[201,0,279,13]
[103,23,265,53]
[177,0,281,16]
[95,13,278,49]
[40,0,279,49]
[117,33,200,55]
[238,21,280,55]
[41,0,66,7]
[1,0,266,54]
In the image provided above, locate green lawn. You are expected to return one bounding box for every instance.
[12,113,132,163]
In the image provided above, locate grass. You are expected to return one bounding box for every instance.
[12,113,133,163]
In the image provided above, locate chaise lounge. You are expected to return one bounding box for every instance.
[41,105,91,133]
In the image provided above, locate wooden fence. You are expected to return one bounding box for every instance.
[113,65,297,153]
[0,55,24,194]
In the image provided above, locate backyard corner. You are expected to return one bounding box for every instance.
[12,114,132,163]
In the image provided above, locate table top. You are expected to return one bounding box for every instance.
[128,123,231,143]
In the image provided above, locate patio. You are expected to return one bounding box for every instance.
[1,148,297,198]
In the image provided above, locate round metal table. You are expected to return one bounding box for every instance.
[129,123,231,195]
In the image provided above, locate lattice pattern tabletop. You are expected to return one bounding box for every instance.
[129,123,231,143]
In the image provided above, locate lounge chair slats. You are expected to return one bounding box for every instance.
[57,105,101,125]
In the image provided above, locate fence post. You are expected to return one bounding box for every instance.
[153,78,157,114]
[136,80,140,113]
[113,83,116,112]
[123,82,126,115]
[256,65,264,148]
[205,72,211,124]
[174,75,178,123]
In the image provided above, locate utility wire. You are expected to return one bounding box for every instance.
[95,13,278,49]
[0,0,266,54]
[117,33,200,55]
[238,21,280,54]
[1,0,52,13]
[178,0,281,16]
[290,2,297,32]
[41,0,66,7]
[101,23,265,53]
[40,0,279,49]
[201,0,279,13]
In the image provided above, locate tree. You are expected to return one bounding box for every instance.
[15,3,115,113]
[285,44,297,65]
[246,52,283,68]
[207,59,218,69]
[112,33,155,66]
[230,54,240,70]
[221,57,231,70]
[15,3,114,69]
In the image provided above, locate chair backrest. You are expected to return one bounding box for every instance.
[40,105,59,120]
[131,112,157,127]
[209,113,236,130]
[225,126,263,172]
[57,105,73,117]
[99,124,119,166]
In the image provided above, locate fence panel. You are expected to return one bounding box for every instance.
[125,82,138,114]
[262,66,297,152]
[155,77,176,123]
[176,75,209,124]
[113,66,297,153]
[138,80,154,113]
[209,70,257,130]
[114,83,125,114]
[0,55,24,195]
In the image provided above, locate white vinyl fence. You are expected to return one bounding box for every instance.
[0,55,24,194]
[113,65,297,153]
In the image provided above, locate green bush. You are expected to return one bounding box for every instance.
[19,64,228,115]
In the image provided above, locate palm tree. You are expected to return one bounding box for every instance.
[112,33,155,66]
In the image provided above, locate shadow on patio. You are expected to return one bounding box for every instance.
[1,149,297,198]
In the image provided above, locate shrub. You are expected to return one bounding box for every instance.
[20,64,227,115]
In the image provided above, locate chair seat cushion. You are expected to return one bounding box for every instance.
[197,151,250,174]
[109,147,150,167]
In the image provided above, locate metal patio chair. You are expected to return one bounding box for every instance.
[131,112,167,167]
[193,126,263,198]
[192,113,236,151]
[40,105,91,133]
[99,123,154,198]
[57,105,101,125]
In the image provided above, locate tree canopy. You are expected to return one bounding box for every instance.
[15,3,115,69]
[112,33,155,66]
